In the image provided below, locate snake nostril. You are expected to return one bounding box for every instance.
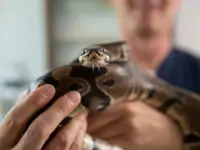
[91,56,97,61]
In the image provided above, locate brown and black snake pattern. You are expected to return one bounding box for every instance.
[27,41,200,150]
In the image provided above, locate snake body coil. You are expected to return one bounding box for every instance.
[28,41,200,150]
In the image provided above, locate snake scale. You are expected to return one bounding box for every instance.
[27,41,200,150]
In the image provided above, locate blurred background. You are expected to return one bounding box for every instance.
[0,0,200,121]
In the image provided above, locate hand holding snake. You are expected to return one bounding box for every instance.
[0,85,89,150]
[87,100,183,150]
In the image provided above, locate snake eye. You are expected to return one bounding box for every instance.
[82,48,88,54]
[103,78,115,87]
[100,48,105,52]
[99,54,104,57]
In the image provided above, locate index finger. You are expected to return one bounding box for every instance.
[0,84,55,147]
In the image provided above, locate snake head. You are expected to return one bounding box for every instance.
[79,46,110,69]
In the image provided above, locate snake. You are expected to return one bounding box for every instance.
[27,41,200,150]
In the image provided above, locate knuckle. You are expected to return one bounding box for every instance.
[27,122,49,139]
[30,91,48,108]
[122,103,134,114]
[4,114,21,131]
[56,103,69,115]
[55,97,76,115]
[72,142,81,150]
[55,131,70,149]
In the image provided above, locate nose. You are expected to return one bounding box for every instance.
[91,56,96,61]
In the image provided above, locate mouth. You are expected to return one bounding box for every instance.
[91,60,106,71]
[131,0,163,10]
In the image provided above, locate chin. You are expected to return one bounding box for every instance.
[136,28,156,39]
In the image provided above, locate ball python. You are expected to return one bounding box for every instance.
[27,41,200,150]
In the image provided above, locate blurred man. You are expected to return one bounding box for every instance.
[111,0,200,94]
[87,0,200,150]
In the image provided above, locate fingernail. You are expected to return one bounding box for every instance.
[65,91,81,104]
[40,84,55,97]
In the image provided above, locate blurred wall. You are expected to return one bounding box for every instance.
[0,0,49,80]
[175,0,200,56]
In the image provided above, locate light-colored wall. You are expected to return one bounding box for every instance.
[0,0,49,102]
[0,0,48,80]
[175,0,200,56]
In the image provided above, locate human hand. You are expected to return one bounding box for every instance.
[0,84,88,150]
[87,100,183,150]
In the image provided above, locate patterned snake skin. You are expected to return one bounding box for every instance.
[27,41,200,150]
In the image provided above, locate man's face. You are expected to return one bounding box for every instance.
[110,0,182,40]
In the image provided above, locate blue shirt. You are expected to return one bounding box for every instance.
[157,48,200,94]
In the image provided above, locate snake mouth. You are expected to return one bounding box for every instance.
[80,59,109,70]
[79,48,110,69]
